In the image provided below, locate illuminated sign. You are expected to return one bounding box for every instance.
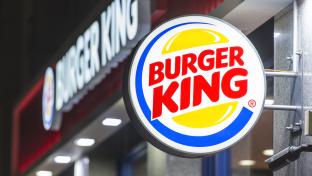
[42,67,56,130]
[42,0,150,130]
[124,15,266,157]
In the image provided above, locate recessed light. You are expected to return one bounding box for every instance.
[36,171,53,176]
[75,138,95,147]
[274,32,281,38]
[102,118,122,126]
[263,149,274,156]
[265,99,274,105]
[54,156,71,164]
[239,160,256,166]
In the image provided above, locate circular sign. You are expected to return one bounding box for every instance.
[42,67,55,130]
[124,15,266,157]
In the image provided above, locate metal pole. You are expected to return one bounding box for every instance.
[264,104,300,111]
[293,0,298,73]
[265,71,297,77]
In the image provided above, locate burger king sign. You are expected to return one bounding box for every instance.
[124,15,266,157]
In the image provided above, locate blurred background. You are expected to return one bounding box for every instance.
[0,0,301,175]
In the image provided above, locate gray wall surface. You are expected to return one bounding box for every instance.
[89,158,117,176]
[274,0,312,176]
[147,144,202,176]
[166,155,201,176]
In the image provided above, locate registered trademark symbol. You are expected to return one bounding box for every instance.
[248,99,256,108]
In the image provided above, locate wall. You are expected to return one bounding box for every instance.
[274,0,312,176]
[147,144,202,176]
[274,3,295,176]
[89,157,117,176]
[297,0,312,175]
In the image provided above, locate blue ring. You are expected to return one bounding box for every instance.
[134,22,253,147]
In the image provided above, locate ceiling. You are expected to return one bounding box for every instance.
[211,0,293,34]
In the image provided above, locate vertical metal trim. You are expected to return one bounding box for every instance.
[293,0,298,72]
[215,150,231,176]
[202,150,231,176]
[202,156,215,176]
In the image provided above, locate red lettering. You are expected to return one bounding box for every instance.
[152,82,179,119]
[229,46,244,66]
[182,53,197,75]
[198,49,215,71]
[165,56,181,79]
[193,72,220,106]
[149,46,248,119]
[149,62,164,86]
[216,47,228,68]
[180,77,191,110]
[222,68,248,98]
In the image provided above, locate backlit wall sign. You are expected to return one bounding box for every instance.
[42,0,150,130]
[124,15,266,157]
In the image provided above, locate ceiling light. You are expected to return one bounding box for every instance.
[54,156,71,164]
[75,138,95,147]
[265,99,274,105]
[263,149,274,156]
[274,32,281,38]
[36,171,53,176]
[239,160,256,166]
[102,118,122,126]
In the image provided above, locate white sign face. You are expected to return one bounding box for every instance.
[125,15,266,157]
[42,0,150,130]
[42,67,55,130]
